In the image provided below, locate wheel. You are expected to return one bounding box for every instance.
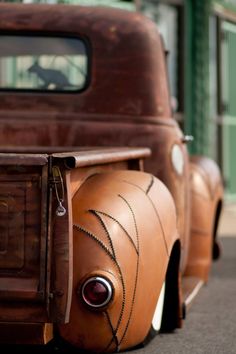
[151,281,166,332]
[140,282,166,346]
[143,242,181,346]
[213,240,221,260]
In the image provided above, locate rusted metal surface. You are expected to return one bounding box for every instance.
[58,170,179,352]
[0,147,149,325]
[49,167,72,323]
[0,3,224,350]
[0,153,48,165]
[49,147,149,323]
[0,163,49,322]
[0,322,53,345]
[0,158,47,315]
[51,147,151,169]
[0,4,189,272]
[0,3,187,327]
[0,3,171,120]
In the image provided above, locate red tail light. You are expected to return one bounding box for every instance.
[81,276,113,308]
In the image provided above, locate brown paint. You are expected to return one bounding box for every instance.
[0,3,223,352]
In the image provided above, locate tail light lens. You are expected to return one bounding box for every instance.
[81,276,113,308]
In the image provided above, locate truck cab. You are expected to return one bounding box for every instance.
[0,3,223,353]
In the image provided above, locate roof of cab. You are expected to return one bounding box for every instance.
[0,3,171,119]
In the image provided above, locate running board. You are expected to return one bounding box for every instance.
[182,276,204,316]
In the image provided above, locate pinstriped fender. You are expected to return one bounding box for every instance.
[185,156,224,282]
[58,170,179,352]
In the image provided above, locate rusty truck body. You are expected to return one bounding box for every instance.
[0,3,223,353]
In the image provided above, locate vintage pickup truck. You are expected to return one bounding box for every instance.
[0,3,223,353]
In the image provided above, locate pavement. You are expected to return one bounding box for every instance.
[218,202,236,237]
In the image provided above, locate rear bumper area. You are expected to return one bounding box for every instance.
[0,322,53,345]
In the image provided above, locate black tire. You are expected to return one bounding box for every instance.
[143,241,181,346]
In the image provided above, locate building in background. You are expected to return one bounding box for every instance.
[3,0,236,201]
[212,1,236,201]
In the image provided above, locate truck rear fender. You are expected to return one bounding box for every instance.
[58,170,180,352]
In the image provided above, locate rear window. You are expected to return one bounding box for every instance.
[0,35,88,92]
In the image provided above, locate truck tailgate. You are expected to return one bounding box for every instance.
[0,154,48,302]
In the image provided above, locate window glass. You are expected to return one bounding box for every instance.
[0,36,88,91]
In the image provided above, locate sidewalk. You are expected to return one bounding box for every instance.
[218,202,236,237]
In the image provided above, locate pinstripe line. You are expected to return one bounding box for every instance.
[89,209,117,258]
[73,222,126,351]
[104,311,119,352]
[89,209,138,255]
[117,194,139,345]
[122,178,169,256]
